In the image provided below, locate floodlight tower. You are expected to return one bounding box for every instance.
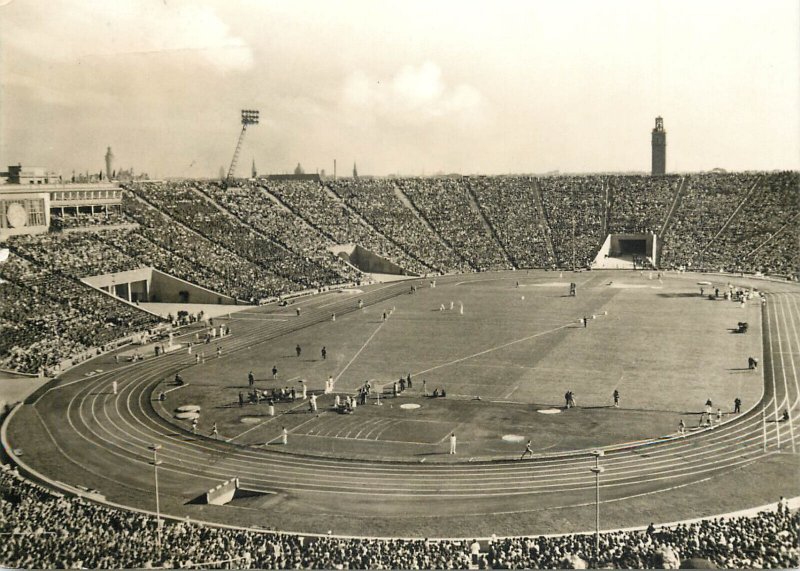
[227,109,259,182]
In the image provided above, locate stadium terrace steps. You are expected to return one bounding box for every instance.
[531,178,557,264]
[747,212,800,259]
[700,175,763,255]
[464,182,515,268]
[655,176,689,266]
[392,181,440,237]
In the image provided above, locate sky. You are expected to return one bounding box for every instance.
[1,0,798,178]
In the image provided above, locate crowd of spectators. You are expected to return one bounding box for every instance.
[0,253,161,374]
[127,181,349,290]
[699,171,799,277]
[660,173,760,270]
[331,179,469,273]
[539,176,607,267]
[469,176,553,269]
[399,178,511,271]
[10,230,142,278]
[1,464,797,569]
[264,180,431,275]
[482,506,798,569]
[121,195,301,301]
[50,209,128,230]
[201,181,361,283]
[607,175,682,235]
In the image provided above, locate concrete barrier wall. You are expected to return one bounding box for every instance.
[149,269,236,304]
[340,244,407,275]
[83,267,237,304]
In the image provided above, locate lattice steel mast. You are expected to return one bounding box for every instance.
[227,109,259,182]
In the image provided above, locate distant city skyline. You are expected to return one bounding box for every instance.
[1,0,798,178]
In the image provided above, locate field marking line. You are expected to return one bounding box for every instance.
[225,413,282,443]
[226,395,310,443]
[265,414,321,445]
[413,321,577,377]
[333,319,387,383]
[162,383,190,395]
[354,418,386,439]
[362,418,393,440]
[372,419,404,440]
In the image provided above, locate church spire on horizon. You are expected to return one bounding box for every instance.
[353,161,358,179]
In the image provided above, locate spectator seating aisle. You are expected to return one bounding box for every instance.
[121,195,302,301]
[660,173,760,270]
[469,176,553,269]
[264,179,431,275]
[1,465,797,569]
[127,181,348,290]
[201,181,361,283]
[400,178,511,272]
[539,176,607,268]
[331,179,469,273]
[700,171,799,276]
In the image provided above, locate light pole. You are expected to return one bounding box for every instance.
[149,444,163,554]
[589,449,605,567]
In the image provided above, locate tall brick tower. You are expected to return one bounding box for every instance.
[651,117,666,175]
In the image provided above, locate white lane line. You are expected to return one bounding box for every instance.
[776,296,798,450]
[783,294,800,410]
[766,301,782,448]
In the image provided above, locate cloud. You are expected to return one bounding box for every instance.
[4,1,253,72]
[342,61,487,127]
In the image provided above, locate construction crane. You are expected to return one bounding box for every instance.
[226,109,259,183]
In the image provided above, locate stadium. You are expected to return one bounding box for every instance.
[1,2,799,570]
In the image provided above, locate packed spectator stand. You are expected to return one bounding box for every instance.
[699,171,799,276]
[1,464,797,569]
[660,173,761,270]
[469,176,554,269]
[331,178,470,273]
[128,181,349,291]
[607,175,682,235]
[0,253,161,374]
[399,177,511,271]
[263,179,431,276]
[539,176,607,268]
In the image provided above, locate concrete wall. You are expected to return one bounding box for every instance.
[83,267,237,304]
[82,267,151,302]
[336,244,410,275]
[149,269,237,304]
